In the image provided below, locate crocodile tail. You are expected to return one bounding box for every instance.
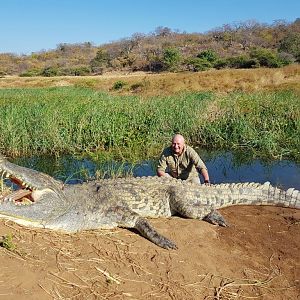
[268,185,300,209]
[213,182,300,209]
[251,181,300,209]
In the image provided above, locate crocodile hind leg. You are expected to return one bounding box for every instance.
[170,194,229,227]
[174,203,229,227]
[202,210,229,227]
[105,205,177,249]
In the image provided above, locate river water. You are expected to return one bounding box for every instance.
[13,150,300,190]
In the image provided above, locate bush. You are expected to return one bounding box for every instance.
[162,47,181,72]
[279,32,300,61]
[226,56,260,69]
[213,58,228,69]
[185,57,212,71]
[197,50,218,63]
[19,69,41,77]
[277,52,296,65]
[148,60,164,72]
[41,66,59,77]
[250,48,284,68]
[70,66,91,76]
[112,80,127,90]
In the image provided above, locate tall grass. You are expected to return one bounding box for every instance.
[0,87,299,161]
[198,90,300,160]
[0,87,212,160]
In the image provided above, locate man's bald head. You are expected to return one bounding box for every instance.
[172,134,185,144]
[171,134,185,155]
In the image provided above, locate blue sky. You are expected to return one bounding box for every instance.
[1,0,299,54]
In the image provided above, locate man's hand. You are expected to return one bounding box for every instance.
[157,170,172,178]
[204,179,210,186]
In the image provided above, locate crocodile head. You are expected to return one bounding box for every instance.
[0,154,69,228]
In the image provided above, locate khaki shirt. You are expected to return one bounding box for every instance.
[157,145,207,181]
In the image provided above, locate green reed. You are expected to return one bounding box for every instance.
[0,87,299,161]
[197,90,300,161]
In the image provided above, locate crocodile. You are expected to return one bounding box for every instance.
[0,154,299,249]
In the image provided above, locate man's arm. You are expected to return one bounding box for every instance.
[189,147,210,184]
[200,168,210,184]
[157,150,171,177]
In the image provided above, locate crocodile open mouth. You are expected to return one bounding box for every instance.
[0,170,35,204]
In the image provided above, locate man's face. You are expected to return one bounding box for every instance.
[172,136,185,155]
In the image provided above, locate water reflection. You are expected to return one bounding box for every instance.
[13,150,300,190]
[203,151,300,190]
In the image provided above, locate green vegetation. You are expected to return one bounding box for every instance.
[112,80,127,90]
[0,87,299,162]
[162,47,182,72]
[198,91,300,160]
[0,234,16,251]
[279,32,300,61]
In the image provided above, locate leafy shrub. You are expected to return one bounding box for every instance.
[0,234,16,251]
[20,69,41,77]
[250,48,284,68]
[162,47,181,71]
[279,32,300,61]
[70,66,91,76]
[41,66,59,77]
[185,57,212,71]
[112,80,127,90]
[213,58,228,69]
[226,56,260,69]
[148,60,164,72]
[197,49,218,63]
[277,52,296,65]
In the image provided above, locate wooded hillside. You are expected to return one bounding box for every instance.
[1,19,299,76]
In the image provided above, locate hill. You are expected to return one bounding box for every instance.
[0,19,300,76]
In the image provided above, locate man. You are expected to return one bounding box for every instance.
[157,134,210,184]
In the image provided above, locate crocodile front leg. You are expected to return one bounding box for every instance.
[135,218,177,250]
[105,205,177,249]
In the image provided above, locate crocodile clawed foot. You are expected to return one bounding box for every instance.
[159,236,178,250]
[203,210,229,227]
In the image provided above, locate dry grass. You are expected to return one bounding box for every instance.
[0,218,298,299]
[0,65,300,96]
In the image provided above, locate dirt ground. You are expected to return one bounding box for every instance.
[0,206,299,300]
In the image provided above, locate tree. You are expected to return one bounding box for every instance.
[90,49,110,74]
[279,32,300,61]
[154,26,173,37]
[162,47,181,71]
